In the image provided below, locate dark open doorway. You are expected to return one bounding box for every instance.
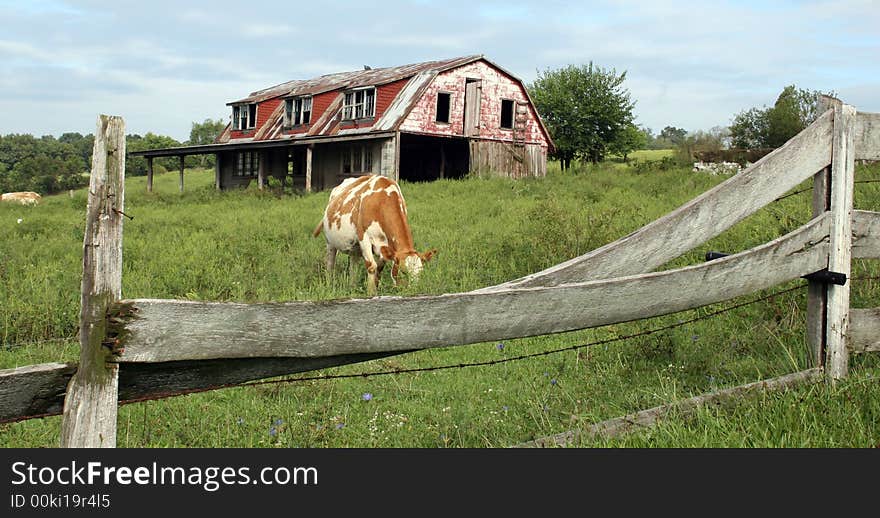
[398,133,469,182]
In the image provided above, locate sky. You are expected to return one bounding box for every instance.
[1,0,878,141]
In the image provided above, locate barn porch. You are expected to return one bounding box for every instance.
[130,131,547,192]
[129,133,398,193]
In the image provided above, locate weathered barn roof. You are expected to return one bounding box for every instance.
[227,55,482,105]
[218,54,552,150]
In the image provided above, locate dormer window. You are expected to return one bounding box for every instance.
[285,96,312,126]
[342,87,375,120]
[232,103,257,130]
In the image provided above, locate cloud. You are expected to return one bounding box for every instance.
[0,0,877,139]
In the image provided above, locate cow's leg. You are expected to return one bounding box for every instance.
[348,252,359,287]
[359,239,379,296]
[325,245,337,273]
[374,259,387,290]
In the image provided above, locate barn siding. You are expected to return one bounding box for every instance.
[375,79,408,121]
[399,60,549,148]
[469,141,546,179]
[257,99,282,130]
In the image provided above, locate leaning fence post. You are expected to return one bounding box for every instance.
[825,98,856,383]
[60,115,125,447]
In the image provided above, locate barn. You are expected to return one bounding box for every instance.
[130,55,554,192]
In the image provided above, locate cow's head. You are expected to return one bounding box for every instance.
[391,248,437,284]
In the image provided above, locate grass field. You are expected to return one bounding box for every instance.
[1,160,879,447]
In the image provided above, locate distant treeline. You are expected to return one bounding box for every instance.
[0,119,225,195]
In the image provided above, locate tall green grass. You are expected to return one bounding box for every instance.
[1,162,878,447]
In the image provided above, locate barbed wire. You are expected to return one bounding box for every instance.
[773,178,880,203]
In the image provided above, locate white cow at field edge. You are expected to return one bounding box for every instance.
[1,192,41,205]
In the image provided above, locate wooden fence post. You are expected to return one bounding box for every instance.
[806,168,830,367]
[60,115,125,447]
[806,97,833,368]
[825,98,856,383]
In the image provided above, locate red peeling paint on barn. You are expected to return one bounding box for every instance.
[399,60,548,150]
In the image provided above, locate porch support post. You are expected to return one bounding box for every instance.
[146,157,153,193]
[214,153,221,190]
[258,150,267,190]
[394,131,401,182]
[178,155,185,193]
[305,145,313,193]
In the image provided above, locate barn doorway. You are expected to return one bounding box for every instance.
[398,133,469,182]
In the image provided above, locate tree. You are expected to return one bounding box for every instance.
[188,118,226,167]
[608,123,647,163]
[59,132,94,168]
[529,62,636,169]
[0,133,90,193]
[677,126,730,162]
[659,126,688,146]
[729,85,833,149]
[125,133,183,176]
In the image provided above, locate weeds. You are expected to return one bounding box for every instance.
[1,162,879,447]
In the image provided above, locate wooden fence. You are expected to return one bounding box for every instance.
[2,97,879,447]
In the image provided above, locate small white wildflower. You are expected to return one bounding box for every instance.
[17,218,23,224]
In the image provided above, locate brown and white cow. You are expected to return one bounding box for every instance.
[313,175,436,295]
[1,192,41,205]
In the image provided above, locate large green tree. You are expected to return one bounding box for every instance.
[608,123,647,163]
[125,133,184,176]
[729,85,833,149]
[529,63,636,169]
[0,133,89,193]
[188,118,227,167]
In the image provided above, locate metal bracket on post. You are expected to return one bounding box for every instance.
[802,269,847,286]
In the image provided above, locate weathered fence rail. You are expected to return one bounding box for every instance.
[2,98,880,447]
[113,213,833,362]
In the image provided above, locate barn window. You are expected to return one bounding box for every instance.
[500,99,515,130]
[285,96,312,126]
[436,92,451,123]
[232,103,257,130]
[235,151,259,176]
[342,87,376,120]
[341,145,373,174]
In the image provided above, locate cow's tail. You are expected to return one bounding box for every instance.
[312,220,324,237]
